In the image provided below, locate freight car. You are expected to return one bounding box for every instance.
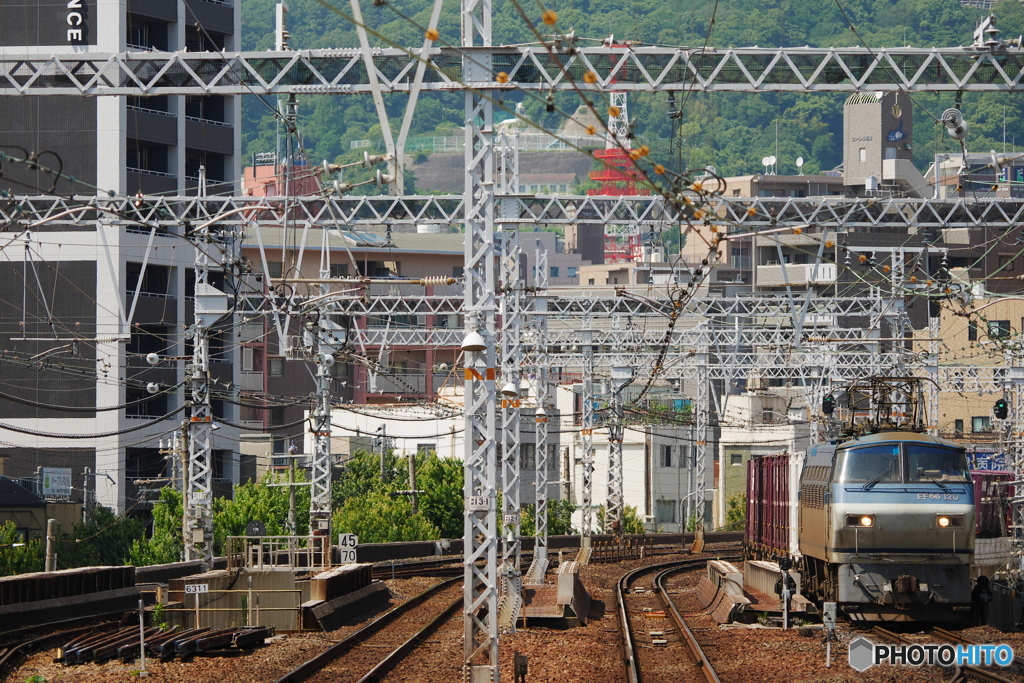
[746,430,976,622]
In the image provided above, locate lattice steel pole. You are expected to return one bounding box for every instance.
[580,330,595,548]
[605,367,632,534]
[1005,345,1024,579]
[461,0,499,676]
[525,249,550,584]
[498,211,523,630]
[694,348,709,530]
[309,315,346,534]
[185,224,232,569]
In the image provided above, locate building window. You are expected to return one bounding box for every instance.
[549,444,559,470]
[655,499,677,524]
[453,266,465,278]
[661,445,673,468]
[859,148,866,163]
[732,189,740,197]
[416,443,436,455]
[730,453,743,466]
[999,254,1016,272]
[550,267,559,278]
[567,267,578,277]
[588,278,595,285]
[954,419,964,435]
[330,263,349,278]
[268,261,283,278]
[522,443,536,470]
[972,416,991,433]
[269,357,284,376]
[988,320,1011,338]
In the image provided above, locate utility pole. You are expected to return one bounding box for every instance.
[287,450,297,536]
[83,467,95,525]
[376,424,387,483]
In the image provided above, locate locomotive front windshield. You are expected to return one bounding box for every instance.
[836,442,970,485]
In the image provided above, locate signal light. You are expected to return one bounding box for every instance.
[822,395,836,416]
[994,398,1009,420]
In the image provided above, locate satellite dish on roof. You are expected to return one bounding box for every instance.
[766,155,777,174]
[796,156,804,176]
[762,156,771,174]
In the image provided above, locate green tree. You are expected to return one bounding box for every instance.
[129,488,183,566]
[332,449,407,508]
[723,494,746,532]
[213,471,310,554]
[59,506,145,569]
[596,505,647,535]
[520,499,576,537]
[0,521,43,576]
[417,454,463,539]
[332,491,438,543]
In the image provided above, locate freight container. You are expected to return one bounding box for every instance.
[972,470,1013,538]
[744,453,790,557]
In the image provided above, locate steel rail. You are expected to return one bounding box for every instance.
[354,594,462,683]
[873,627,1017,683]
[271,576,460,683]
[656,565,727,683]
[616,552,740,683]
[932,627,1024,677]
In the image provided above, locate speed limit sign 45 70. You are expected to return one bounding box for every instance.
[338,534,359,563]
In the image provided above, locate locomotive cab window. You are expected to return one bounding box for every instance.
[905,445,970,483]
[836,445,900,484]
[836,442,969,485]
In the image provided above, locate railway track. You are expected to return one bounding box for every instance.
[272,577,461,683]
[617,554,740,683]
[872,626,1019,683]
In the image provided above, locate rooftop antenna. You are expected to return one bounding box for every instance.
[796,156,804,176]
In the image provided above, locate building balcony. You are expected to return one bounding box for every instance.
[127,107,177,146]
[127,168,178,196]
[185,118,234,155]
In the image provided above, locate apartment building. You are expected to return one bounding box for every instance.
[0,1,242,512]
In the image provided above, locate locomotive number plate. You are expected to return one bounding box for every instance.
[916,493,959,500]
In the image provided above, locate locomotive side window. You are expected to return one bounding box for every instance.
[836,445,900,484]
[905,445,970,483]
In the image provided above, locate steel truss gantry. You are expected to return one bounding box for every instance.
[10,195,1024,232]
[7,45,1024,97]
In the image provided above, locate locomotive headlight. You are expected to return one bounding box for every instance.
[936,515,965,529]
[846,514,874,527]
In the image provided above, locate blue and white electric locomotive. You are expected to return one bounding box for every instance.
[797,430,975,622]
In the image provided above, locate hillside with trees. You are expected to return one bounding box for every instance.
[240,0,1024,181]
